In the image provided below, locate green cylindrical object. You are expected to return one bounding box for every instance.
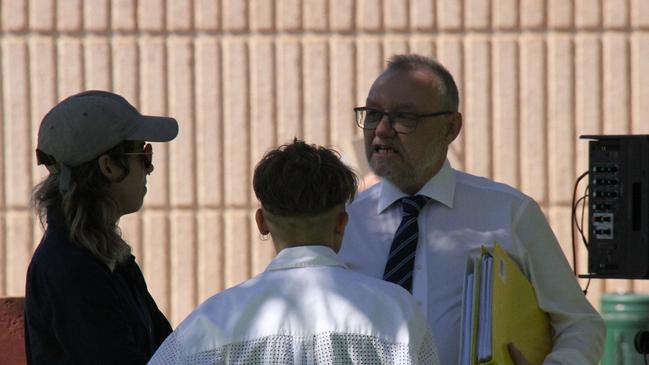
[601,293,649,365]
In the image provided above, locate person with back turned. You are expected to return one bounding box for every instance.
[149,139,440,364]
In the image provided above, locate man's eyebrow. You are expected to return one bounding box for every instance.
[365,101,419,111]
[392,103,418,110]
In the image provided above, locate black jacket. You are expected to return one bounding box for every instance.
[24,211,172,364]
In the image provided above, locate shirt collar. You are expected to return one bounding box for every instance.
[265,245,348,272]
[377,159,456,213]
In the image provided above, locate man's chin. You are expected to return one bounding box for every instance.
[369,162,390,179]
[370,166,401,185]
[371,164,419,191]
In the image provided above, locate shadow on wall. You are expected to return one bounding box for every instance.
[0,297,26,365]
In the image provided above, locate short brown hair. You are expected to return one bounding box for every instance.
[253,139,358,217]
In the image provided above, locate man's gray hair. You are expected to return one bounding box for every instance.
[386,54,460,112]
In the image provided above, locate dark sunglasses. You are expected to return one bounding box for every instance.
[123,143,153,170]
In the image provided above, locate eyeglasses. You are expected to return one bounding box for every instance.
[354,107,455,134]
[123,143,153,170]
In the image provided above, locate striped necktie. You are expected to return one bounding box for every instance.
[383,195,430,292]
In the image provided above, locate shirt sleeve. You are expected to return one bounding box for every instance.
[148,315,225,365]
[513,199,605,365]
[130,262,173,348]
[44,259,153,365]
[417,326,442,365]
[148,332,182,365]
[148,295,173,348]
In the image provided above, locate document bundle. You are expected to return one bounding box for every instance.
[458,243,552,365]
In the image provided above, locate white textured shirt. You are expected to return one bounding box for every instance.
[149,245,440,365]
[339,160,605,365]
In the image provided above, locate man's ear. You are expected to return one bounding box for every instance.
[255,209,270,235]
[334,211,349,237]
[445,112,463,144]
[331,210,349,253]
[98,155,124,182]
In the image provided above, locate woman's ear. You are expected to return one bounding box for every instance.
[98,155,124,181]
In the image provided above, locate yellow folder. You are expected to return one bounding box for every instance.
[459,243,553,365]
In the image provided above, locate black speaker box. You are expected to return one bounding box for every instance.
[581,135,649,279]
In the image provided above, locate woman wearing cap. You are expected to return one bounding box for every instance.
[24,90,178,364]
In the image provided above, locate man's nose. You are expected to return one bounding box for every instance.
[374,114,396,136]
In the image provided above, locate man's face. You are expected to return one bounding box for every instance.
[363,68,461,194]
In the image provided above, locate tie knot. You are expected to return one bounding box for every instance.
[400,195,429,217]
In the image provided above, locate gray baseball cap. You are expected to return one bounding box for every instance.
[37,90,178,167]
[37,90,178,192]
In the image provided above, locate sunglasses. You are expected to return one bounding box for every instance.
[123,143,153,170]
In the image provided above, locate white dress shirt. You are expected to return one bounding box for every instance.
[339,160,605,365]
[149,245,440,364]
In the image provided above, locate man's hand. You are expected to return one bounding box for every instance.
[508,343,534,365]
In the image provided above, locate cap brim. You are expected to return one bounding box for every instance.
[127,115,179,142]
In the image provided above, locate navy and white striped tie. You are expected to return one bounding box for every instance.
[383,195,430,292]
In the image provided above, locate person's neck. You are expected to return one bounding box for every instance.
[399,184,423,195]
[390,177,427,196]
[274,241,335,254]
[392,161,444,195]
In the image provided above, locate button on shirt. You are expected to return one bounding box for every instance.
[338,160,605,365]
[149,245,440,365]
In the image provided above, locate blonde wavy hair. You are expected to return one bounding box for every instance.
[32,141,136,269]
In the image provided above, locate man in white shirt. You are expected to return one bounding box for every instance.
[149,139,440,364]
[338,54,605,365]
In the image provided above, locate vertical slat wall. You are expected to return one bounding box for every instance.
[1,0,649,325]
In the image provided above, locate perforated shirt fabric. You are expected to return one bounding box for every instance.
[148,245,440,365]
